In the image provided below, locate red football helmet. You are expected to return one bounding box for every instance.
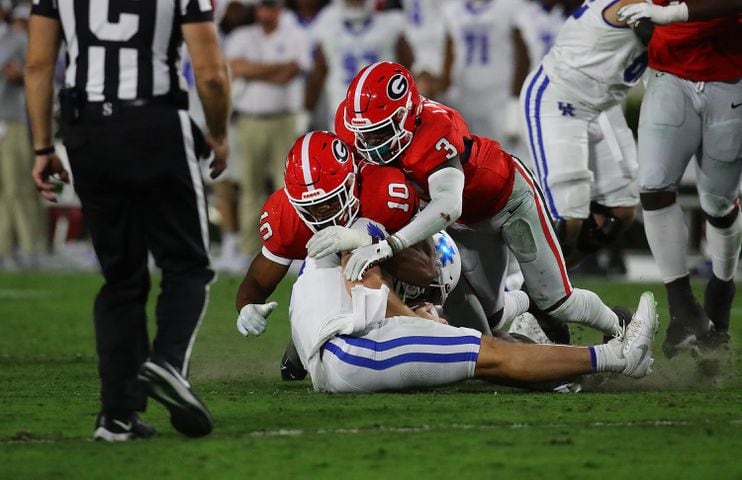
[343,61,422,165]
[284,131,359,233]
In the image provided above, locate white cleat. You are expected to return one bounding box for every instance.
[508,313,553,344]
[622,292,659,378]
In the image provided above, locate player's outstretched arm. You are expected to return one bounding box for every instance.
[618,0,742,26]
[235,253,289,337]
[344,164,465,281]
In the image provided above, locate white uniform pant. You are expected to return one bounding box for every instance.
[521,66,639,219]
[317,316,481,393]
[638,71,742,217]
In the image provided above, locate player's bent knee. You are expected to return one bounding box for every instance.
[549,176,592,219]
[700,194,739,226]
[610,206,636,225]
[640,191,676,211]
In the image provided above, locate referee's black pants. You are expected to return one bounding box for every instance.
[62,105,214,415]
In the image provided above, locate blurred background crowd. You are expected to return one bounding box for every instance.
[0,0,734,279]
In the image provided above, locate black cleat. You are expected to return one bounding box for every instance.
[704,275,735,335]
[138,358,213,438]
[280,340,308,381]
[93,412,157,442]
[663,277,710,358]
[604,306,632,344]
[529,307,571,344]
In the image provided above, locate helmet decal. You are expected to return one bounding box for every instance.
[332,138,350,164]
[387,74,408,101]
[435,234,456,267]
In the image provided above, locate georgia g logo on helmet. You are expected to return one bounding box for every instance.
[387,73,408,101]
[332,138,350,163]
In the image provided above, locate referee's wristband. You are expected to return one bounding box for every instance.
[34,146,55,156]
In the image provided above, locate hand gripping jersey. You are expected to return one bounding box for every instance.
[336,98,515,225]
[259,164,419,265]
[541,0,648,108]
[648,2,742,82]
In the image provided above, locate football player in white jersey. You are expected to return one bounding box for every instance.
[290,216,659,393]
[514,0,581,70]
[521,0,651,268]
[304,0,413,130]
[400,0,447,98]
[441,0,531,152]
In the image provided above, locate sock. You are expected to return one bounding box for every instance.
[589,341,626,373]
[501,290,530,327]
[643,203,689,283]
[221,232,238,257]
[550,288,620,337]
[705,213,742,281]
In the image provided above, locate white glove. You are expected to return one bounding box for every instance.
[236,302,278,337]
[306,226,372,259]
[344,240,394,281]
[617,1,688,26]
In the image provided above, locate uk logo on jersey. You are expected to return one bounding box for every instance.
[387,74,408,101]
[435,235,456,267]
[558,102,575,117]
[367,222,386,242]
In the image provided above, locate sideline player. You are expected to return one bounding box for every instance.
[616,1,742,357]
[313,62,630,341]
[520,0,652,269]
[292,218,658,393]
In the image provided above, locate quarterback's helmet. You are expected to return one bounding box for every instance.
[394,231,461,307]
[284,131,359,233]
[343,61,421,165]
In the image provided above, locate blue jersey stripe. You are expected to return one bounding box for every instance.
[323,342,478,370]
[524,66,544,183]
[337,334,481,352]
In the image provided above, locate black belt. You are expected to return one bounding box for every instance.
[81,94,188,116]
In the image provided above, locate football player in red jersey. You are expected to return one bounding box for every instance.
[616,1,742,357]
[234,131,434,373]
[312,61,633,341]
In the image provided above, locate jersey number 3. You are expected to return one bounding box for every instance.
[435,137,458,160]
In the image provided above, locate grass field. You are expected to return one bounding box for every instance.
[1,272,741,479]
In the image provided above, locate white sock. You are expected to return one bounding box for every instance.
[706,213,742,281]
[501,290,530,327]
[589,341,626,373]
[643,203,689,283]
[221,232,238,257]
[551,288,621,337]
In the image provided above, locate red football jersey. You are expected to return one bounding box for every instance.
[648,2,742,81]
[336,98,515,225]
[259,166,418,264]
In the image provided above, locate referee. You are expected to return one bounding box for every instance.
[25,0,230,441]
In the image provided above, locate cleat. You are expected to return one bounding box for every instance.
[622,292,659,378]
[508,313,552,344]
[138,358,213,438]
[663,277,710,358]
[704,276,735,337]
[280,340,308,381]
[93,412,157,442]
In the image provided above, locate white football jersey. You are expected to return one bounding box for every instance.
[541,0,647,108]
[514,1,569,69]
[288,218,390,386]
[401,0,447,76]
[442,0,528,93]
[310,6,406,116]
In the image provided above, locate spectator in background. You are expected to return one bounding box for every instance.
[441,0,531,156]
[304,0,413,130]
[226,0,311,266]
[400,0,447,99]
[0,3,46,270]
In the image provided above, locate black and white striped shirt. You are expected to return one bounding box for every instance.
[31,0,213,102]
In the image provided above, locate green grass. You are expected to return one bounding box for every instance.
[1,273,740,479]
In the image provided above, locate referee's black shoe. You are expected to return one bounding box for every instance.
[93,412,157,442]
[138,358,213,438]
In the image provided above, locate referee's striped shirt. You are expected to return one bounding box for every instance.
[31,0,213,102]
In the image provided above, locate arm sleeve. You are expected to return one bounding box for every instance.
[391,166,465,250]
[179,0,214,24]
[31,0,59,19]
